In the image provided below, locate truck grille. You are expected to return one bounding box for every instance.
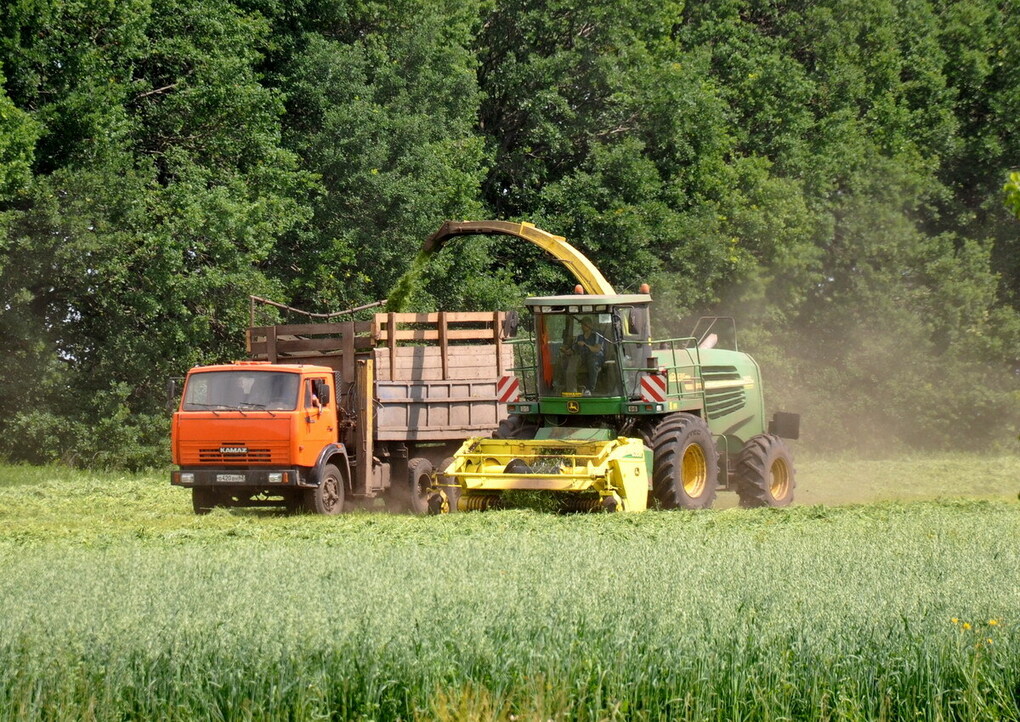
[199,448,272,464]
[179,441,287,465]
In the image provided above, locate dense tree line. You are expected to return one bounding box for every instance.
[0,0,1017,467]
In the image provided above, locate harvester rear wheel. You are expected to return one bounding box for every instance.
[650,413,718,510]
[192,487,220,515]
[407,457,434,515]
[305,463,345,515]
[735,434,795,507]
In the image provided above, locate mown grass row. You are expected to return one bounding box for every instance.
[0,460,1017,720]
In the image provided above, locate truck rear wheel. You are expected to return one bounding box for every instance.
[735,434,795,507]
[651,413,718,510]
[305,464,345,515]
[428,456,460,514]
[192,487,220,515]
[407,457,434,515]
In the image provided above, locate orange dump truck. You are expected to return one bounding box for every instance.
[170,311,512,514]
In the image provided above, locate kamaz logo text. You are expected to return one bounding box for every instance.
[220,447,248,454]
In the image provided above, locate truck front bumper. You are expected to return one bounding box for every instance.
[171,468,309,488]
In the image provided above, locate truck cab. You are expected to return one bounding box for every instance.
[170,362,348,514]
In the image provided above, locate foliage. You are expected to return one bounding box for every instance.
[1006,171,1020,219]
[0,0,311,467]
[269,0,488,311]
[1,0,1018,466]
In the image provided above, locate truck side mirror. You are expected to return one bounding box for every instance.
[166,378,181,410]
[313,379,331,406]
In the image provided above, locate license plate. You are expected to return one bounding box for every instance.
[216,474,246,483]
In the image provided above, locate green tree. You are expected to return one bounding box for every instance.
[0,71,37,201]
[0,0,311,467]
[270,0,487,312]
[1006,171,1020,219]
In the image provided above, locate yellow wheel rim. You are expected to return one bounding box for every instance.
[769,458,791,499]
[681,443,707,497]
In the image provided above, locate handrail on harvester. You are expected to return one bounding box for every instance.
[423,220,616,296]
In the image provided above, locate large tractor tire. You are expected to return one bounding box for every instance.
[192,487,220,515]
[492,415,538,440]
[650,413,719,510]
[304,463,345,515]
[735,434,795,508]
[406,457,434,515]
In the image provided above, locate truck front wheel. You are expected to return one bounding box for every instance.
[305,464,345,515]
[192,487,220,515]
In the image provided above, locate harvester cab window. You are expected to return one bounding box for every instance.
[617,306,653,398]
[537,310,624,397]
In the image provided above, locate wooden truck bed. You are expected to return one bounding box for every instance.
[247,311,512,442]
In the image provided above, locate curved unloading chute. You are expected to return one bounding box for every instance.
[423,220,616,296]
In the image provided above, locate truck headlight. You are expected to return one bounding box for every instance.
[268,473,283,484]
[180,472,195,484]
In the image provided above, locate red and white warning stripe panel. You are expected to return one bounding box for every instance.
[497,375,521,403]
[639,373,667,403]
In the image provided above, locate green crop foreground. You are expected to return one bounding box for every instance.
[0,457,1018,721]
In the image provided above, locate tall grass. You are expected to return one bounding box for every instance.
[0,458,1017,720]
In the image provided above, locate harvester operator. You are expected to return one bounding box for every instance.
[573,317,606,393]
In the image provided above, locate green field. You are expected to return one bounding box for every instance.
[0,455,1018,721]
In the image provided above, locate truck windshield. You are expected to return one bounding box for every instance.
[536,312,624,397]
[182,371,300,411]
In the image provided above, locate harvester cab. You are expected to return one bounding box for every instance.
[528,294,652,405]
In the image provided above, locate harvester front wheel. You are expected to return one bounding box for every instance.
[305,464,345,515]
[735,434,795,507]
[407,457,434,515]
[651,413,718,510]
[492,415,538,440]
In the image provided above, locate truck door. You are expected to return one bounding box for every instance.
[299,376,338,467]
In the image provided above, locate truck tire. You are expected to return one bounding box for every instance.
[735,434,795,508]
[192,487,219,515]
[407,457,434,515]
[429,456,460,514]
[305,464,345,515]
[650,413,718,510]
[283,490,304,515]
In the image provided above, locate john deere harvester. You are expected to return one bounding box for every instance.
[424,221,800,512]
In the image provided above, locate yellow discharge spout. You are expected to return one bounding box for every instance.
[423,220,616,296]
